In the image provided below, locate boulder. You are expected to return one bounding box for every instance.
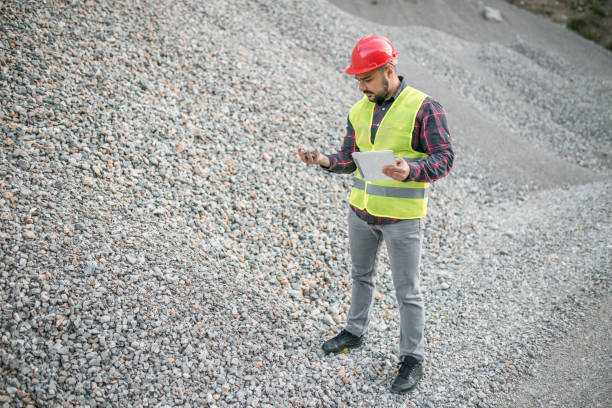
[483,6,503,22]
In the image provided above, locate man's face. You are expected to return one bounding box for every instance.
[355,66,389,104]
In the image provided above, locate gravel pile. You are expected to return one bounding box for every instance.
[389,27,612,171]
[1,0,610,407]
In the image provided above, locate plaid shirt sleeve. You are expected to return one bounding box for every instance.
[323,115,358,174]
[405,97,454,182]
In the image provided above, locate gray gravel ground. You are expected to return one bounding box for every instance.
[1,0,610,407]
[491,293,612,408]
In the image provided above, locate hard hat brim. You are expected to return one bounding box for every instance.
[345,52,397,75]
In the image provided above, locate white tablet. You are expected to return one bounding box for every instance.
[352,150,395,181]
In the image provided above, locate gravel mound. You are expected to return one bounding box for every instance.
[1,0,610,407]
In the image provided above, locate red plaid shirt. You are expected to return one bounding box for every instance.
[324,77,454,225]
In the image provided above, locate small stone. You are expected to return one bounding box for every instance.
[17,159,30,170]
[85,262,97,275]
[322,315,335,326]
[138,77,150,91]
[13,149,25,158]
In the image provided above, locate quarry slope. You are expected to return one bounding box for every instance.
[0,0,610,406]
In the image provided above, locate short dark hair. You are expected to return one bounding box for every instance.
[379,59,397,72]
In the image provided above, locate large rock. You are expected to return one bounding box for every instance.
[483,6,503,22]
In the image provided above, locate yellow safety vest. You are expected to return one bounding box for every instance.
[348,86,430,219]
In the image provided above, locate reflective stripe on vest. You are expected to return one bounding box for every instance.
[348,85,430,219]
[353,177,428,199]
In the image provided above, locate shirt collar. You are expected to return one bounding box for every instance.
[379,76,406,105]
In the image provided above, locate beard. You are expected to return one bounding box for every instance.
[365,75,390,104]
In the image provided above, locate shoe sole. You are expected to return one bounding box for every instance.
[322,342,363,354]
[390,373,423,394]
[390,383,419,394]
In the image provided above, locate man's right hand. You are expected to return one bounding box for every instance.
[297,147,330,168]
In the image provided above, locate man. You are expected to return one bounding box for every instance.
[297,36,453,393]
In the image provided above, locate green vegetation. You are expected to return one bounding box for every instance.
[567,14,603,41]
[531,7,555,17]
[507,0,611,51]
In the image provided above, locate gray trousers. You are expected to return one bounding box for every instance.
[345,210,425,361]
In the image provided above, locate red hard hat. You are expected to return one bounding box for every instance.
[345,36,399,75]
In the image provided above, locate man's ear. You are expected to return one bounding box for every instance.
[385,63,395,77]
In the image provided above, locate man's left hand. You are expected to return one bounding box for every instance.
[382,158,411,181]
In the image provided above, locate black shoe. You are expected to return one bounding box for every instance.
[322,329,363,354]
[390,355,423,394]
